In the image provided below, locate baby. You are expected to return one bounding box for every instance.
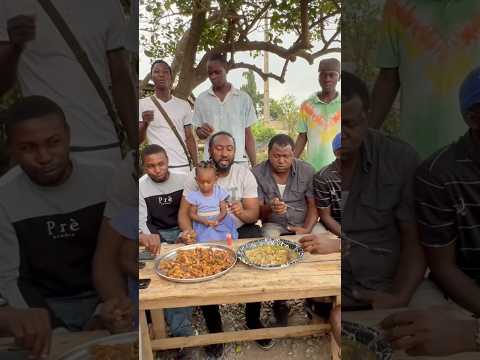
[185,161,238,242]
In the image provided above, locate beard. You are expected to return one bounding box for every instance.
[212,157,233,172]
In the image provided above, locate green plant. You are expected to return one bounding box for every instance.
[252,121,277,146]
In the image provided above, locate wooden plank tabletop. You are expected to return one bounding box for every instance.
[139,235,341,310]
[343,308,477,360]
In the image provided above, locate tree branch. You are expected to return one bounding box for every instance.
[229,62,286,83]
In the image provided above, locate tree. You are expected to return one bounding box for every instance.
[140,0,341,99]
[276,95,298,138]
[240,70,262,113]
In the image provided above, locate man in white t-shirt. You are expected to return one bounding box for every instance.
[139,60,198,174]
[0,0,137,164]
[193,53,257,166]
[178,132,273,355]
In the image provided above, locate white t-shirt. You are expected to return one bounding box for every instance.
[139,95,193,168]
[277,184,286,198]
[0,0,127,149]
[183,164,258,228]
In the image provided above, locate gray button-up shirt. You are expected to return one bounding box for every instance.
[342,130,419,307]
[252,159,316,228]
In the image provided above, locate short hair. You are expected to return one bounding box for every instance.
[6,96,68,140]
[141,144,167,163]
[207,53,228,66]
[195,160,217,177]
[151,60,172,76]
[208,131,236,150]
[318,58,340,73]
[268,134,295,152]
[341,71,370,111]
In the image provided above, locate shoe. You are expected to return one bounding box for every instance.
[246,321,274,350]
[176,348,194,360]
[273,301,290,327]
[204,343,224,359]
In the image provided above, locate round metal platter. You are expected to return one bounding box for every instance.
[237,238,304,270]
[155,243,237,283]
[341,321,393,360]
[55,331,138,360]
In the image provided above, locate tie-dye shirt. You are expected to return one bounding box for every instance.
[296,93,341,171]
[377,0,480,158]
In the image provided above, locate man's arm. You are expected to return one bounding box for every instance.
[294,133,307,158]
[92,218,128,301]
[302,197,319,233]
[178,197,194,232]
[370,68,400,129]
[108,49,137,149]
[426,242,480,315]
[318,207,341,236]
[234,197,260,224]
[244,126,256,166]
[184,125,198,166]
[0,44,21,96]
[258,199,273,222]
[390,221,426,304]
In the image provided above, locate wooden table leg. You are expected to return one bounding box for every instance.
[140,310,154,360]
[331,296,341,360]
[151,309,167,339]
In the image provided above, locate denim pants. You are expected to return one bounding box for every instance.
[158,227,194,337]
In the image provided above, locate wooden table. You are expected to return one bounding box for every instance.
[139,235,341,360]
[343,307,478,359]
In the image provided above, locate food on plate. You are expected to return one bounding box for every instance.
[90,341,138,360]
[341,338,377,360]
[159,247,234,279]
[244,244,296,266]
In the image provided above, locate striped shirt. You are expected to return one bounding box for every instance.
[314,161,342,223]
[415,130,480,283]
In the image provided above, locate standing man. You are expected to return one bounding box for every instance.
[294,58,341,171]
[371,0,480,158]
[193,53,257,166]
[139,60,198,174]
[0,0,137,164]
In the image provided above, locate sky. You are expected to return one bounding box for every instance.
[139,10,340,105]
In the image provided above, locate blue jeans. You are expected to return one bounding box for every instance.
[46,291,99,331]
[158,227,194,337]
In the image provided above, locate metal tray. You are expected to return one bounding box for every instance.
[55,331,138,360]
[341,321,393,360]
[237,238,304,270]
[155,243,237,283]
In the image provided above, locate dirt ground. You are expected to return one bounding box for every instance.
[157,300,332,360]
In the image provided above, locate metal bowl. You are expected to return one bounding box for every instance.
[341,321,393,360]
[55,332,138,360]
[237,238,304,270]
[155,243,237,283]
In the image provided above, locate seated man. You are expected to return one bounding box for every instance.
[0,96,114,330]
[341,72,426,310]
[138,144,194,359]
[252,134,319,326]
[178,131,272,355]
[415,67,480,317]
[252,134,320,237]
[314,132,342,236]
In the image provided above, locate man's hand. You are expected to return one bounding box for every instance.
[196,123,214,139]
[287,225,309,235]
[299,234,340,254]
[179,229,196,244]
[100,297,134,334]
[7,15,36,48]
[141,110,154,125]
[380,309,477,356]
[1,307,51,360]
[352,288,408,309]
[229,201,244,218]
[271,197,287,215]
[139,233,160,255]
